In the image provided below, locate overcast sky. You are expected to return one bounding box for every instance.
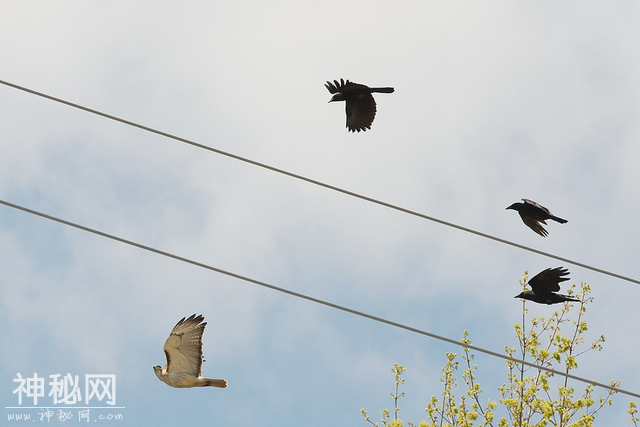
[2,1,639,425]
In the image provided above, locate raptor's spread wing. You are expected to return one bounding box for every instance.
[164,314,206,377]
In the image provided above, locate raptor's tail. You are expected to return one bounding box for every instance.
[203,378,228,388]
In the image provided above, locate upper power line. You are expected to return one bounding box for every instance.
[0,78,637,286]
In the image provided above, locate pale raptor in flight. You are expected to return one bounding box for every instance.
[153,314,227,388]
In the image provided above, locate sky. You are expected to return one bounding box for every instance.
[1,1,639,425]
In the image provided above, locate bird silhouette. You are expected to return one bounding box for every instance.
[514,267,580,305]
[325,78,394,132]
[506,199,567,237]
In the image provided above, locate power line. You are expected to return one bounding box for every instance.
[1,79,637,286]
[0,198,637,399]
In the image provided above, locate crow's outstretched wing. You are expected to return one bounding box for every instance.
[522,215,548,237]
[346,92,376,132]
[324,78,370,94]
[528,267,570,294]
[522,199,552,216]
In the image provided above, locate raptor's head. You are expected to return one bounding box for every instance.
[152,365,163,380]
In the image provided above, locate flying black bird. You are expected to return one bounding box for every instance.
[325,78,394,132]
[514,267,580,305]
[506,199,567,237]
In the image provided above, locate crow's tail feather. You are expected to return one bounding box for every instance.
[560,294,581,303]
[550,215,568,224]
[370,87,395,94]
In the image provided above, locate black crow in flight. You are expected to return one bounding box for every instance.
[515,267,580,305]
[506,199,567,237]
[325,78,394,132]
